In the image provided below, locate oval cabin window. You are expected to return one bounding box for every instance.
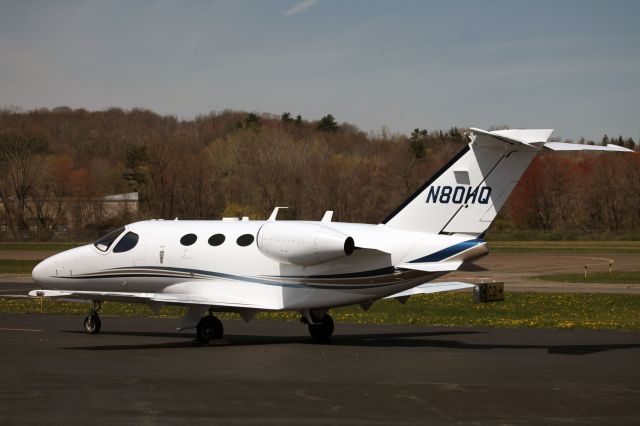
[180,233,197,246]
[236,234,254,247]
[208,234,225,246]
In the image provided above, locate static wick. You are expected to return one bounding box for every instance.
[584,265,588,279]
[609,262,613,274]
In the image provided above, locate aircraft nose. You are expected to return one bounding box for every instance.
[32,258,53,285]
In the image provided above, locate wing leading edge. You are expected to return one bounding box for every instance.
[28,283,280,311]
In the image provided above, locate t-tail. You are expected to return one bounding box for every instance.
[382,127,634,236]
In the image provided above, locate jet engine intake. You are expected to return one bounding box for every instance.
[257,222,354,266]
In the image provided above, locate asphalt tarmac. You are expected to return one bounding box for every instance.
[1,314,639,425]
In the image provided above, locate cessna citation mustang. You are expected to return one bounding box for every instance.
[30,128,633,343]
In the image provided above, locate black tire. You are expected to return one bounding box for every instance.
[84,314,101,334]
[308,314,334,342]
[196,315,224,343]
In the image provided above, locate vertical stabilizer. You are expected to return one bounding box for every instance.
[382,128,552,235]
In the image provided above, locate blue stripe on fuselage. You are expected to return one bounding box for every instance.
[408,239,484,263]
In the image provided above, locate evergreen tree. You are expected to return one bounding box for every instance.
[317,114,338,132]
[409,128,428,159]
[123,145,148,195]
[244,113,260,128]
[281,112,293,123]
[625,137,636,150]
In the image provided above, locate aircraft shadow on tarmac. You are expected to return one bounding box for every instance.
[61,329,640,355]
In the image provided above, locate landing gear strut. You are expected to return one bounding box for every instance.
[83,301,102,334]
[306,313,334,342]
[196,312,224,343]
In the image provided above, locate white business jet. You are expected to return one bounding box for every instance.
[29,128,633,342]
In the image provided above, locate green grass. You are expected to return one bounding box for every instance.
[0,242,83,251]
[535,271,640,284]
[2,292,639,331]
[489,240,640,254]
[0,259,40,274]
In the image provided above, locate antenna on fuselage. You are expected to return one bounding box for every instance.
[268,206,288,221]
[321,211,334,222]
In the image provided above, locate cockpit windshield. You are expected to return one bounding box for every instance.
[113,231,139,253]
[94,227,125,252]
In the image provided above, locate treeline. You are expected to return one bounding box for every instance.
[0,106,638,241]
[502,152,640,238]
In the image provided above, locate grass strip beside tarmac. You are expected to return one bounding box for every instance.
[489,240,640,254]
[535,271,640,284]
[2,292,639,331]
[0,260,41,275]
[0,243,82,252]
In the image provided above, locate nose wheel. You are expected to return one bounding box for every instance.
[84,314,102,334]
[83,301,102,334]
[196,314,224,343]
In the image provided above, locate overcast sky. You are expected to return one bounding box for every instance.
[1,0,639,141]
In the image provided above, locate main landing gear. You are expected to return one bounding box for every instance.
[196,312,224,344]
[83,301,102,334]
[304,313,334,342]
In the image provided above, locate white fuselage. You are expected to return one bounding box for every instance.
[32,219,487,311]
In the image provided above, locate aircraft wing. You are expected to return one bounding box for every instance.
[396,261,462,272]
[384,281,475,300]
[28,285,279,310]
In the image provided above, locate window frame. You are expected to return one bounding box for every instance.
[93,227,126,252]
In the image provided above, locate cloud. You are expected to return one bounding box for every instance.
[284,0,318,17]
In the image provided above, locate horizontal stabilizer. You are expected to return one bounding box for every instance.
[469,127,554,146]
[384,281,475,300]
[543,142,635,152]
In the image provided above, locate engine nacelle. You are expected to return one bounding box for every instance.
[257,222,355,266]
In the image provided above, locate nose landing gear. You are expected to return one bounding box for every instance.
[83,301,102,334]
